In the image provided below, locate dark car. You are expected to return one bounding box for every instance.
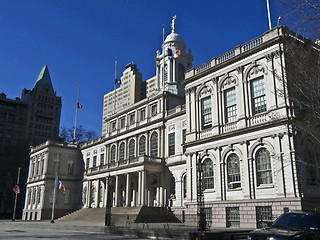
[248,211,320,240]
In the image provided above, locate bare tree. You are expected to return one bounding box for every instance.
[279,0,320,40]
[59,125,98,143]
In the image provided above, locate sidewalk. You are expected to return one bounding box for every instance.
[0,220,252,239]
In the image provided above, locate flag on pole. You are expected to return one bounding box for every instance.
[115,78,121,85]
[175,50,181,58]
[57,177,66,194]
[12,185,20,195]
[77,102,83,109]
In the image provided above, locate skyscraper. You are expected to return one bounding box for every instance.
[21,65,62,146]
[0,65,62,219]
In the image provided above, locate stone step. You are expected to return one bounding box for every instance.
[58,206,181,226]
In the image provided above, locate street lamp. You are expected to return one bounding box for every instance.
[105,173,112,227]
[196,155,207,232]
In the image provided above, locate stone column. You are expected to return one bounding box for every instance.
[132,189,136,206]
[126,173,130,206]
[87,181,92,208]
[40,185,45,209]
[115,175,119,207]
[172,58,176,83]
[146,131,150,155]
[137,171,141,205]
[141,171,146,205]
[160,173,164,206]
[104,177,108,208]
[106,144,110,168]
[156,187,160,207]
[95,180,100,208]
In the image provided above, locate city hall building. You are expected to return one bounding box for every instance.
[23,17,320,228]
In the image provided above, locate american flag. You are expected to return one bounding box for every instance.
[77,102,83,109]
[13,185,20,195]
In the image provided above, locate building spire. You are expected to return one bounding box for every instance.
[171,15,177,33]
[33,65,54,93]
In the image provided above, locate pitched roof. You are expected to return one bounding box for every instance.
[32,65,54,93]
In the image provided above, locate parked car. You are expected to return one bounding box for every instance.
[248,211,320,240]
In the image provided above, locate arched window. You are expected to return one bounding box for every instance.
[256,148,272,186]
[139,136,146,156]
[164,64,168,82]
[203,159,214,190]
[119,142,125,161]
[150,132,158,157]
[129,139,135,159]
[182,174,187,199]
[110,145,116,164]
[304,147,320,185]
[227,153,241,189]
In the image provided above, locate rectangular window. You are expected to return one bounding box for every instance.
[256,206,272,228]
[120,117,125,129]
[100,153,105,166]
[251,77,266,114]
[37,189,41,204]
[86,158,90,170]
[129,113,135,125]
[93,156,97,168]
[224,87,237,123]
[40,159,44,175]
[204,208,212,230]
[68,162,74,175]
[168,133,175,156]
[139,109,145,121]
[201,97,212,127]
[151,104,157,116]
[64,190,71,205]
[111,121,116,132]
[226,207,240,228]
[182,129,186,143]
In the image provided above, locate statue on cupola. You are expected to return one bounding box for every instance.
[155,15,194,96]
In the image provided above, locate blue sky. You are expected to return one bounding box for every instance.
[0,0,281,135]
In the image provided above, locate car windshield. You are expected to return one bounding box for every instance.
[272,213,320,231]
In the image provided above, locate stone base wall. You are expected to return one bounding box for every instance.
[172,197,308,229]
[22,208,77,220]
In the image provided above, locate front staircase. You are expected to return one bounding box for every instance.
[58,206,180,226]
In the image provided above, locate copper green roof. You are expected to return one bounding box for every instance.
[33,65,54,93]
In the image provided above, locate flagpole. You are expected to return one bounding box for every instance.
[114,58,117,114]
[73,87,80,142]
[266,0,272,30]
[12,167,20,221]
[162,24,165,92]
[51,173,57,223]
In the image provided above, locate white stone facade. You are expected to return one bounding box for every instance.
[22,141,83,220]
[80,20,320,229]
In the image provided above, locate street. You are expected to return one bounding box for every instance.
[0,223,148,240]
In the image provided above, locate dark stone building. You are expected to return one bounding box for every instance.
[0,65,62,219]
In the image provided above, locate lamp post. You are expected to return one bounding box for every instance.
[105,173,112,227]
[196,155,206,232]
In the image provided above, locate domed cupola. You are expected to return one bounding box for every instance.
[155,15,193,96]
